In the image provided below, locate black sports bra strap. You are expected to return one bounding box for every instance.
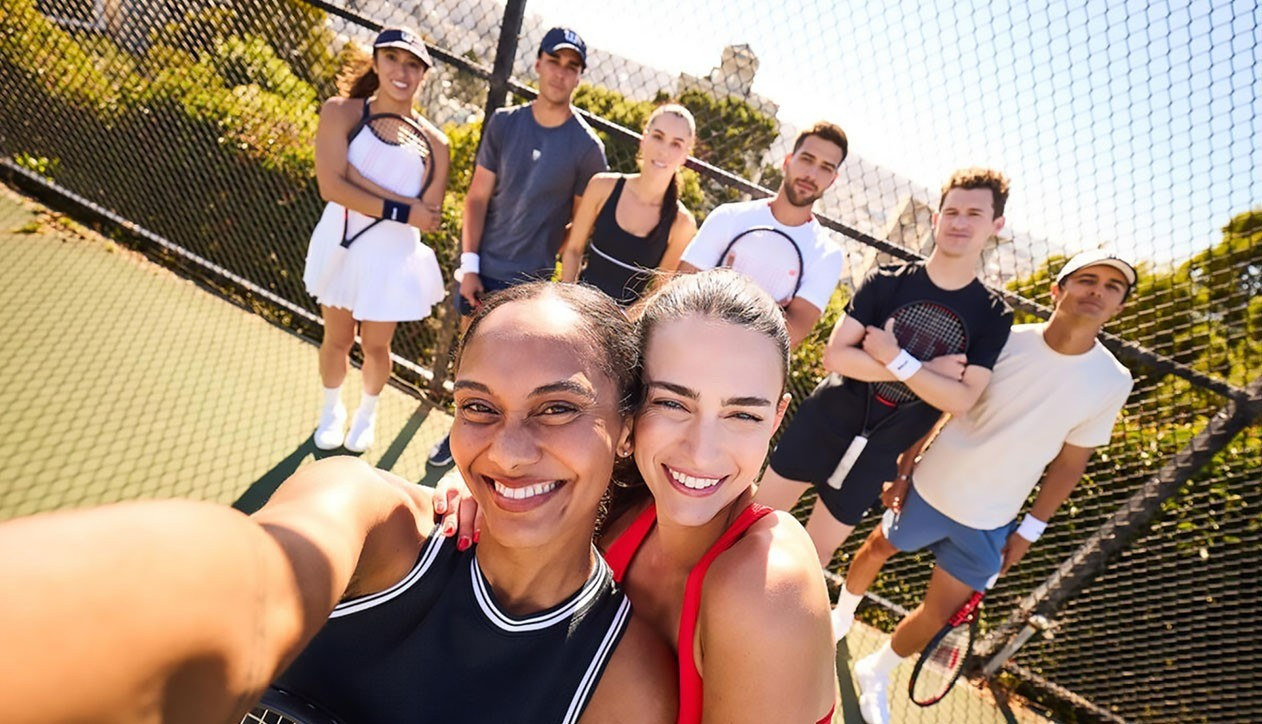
[347,98,371,142]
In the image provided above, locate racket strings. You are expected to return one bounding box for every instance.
[367,119,430,160]
[872,303,968,404]
[720,228,803,306]
[909,625,973,705]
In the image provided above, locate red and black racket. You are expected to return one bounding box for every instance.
[908,590,984,706]
[314,112,436,296]
[826,300,968,488]
[242,687,343,724]
[716,226,804,307]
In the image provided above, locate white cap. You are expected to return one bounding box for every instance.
[1056,250,1137,288]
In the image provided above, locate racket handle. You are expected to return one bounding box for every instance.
[826,435,868,489]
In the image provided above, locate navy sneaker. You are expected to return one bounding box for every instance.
[427,433,453,466]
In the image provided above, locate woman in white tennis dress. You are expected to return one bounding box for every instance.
[303,27,449,452]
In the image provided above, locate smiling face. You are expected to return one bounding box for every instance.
[372,47,427,104]
[451,295,631,551]
[633,314,789,528]
[639,109,694,176]
[931,187,1005,260]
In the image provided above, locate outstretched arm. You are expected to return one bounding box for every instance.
[0,456,432,724]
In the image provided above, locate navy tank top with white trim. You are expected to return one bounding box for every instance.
[272,534,631,723]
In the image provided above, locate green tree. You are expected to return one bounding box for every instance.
[673,87,779,214]
[568,84,779,220]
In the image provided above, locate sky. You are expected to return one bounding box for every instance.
[526,0,1260,266]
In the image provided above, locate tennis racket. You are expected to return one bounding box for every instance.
[716,226,804,306]
[825,300,968,489]
[313,112,436,297]
[241,687,343,724]
[908,590,984,707]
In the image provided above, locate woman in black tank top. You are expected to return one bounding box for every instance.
[560,104,698,305]
[0,284,676,724]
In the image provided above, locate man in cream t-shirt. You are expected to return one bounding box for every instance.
[832,250,1137,724]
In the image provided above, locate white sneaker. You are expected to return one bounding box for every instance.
[314,403,347,450]
[831,605,854,643]
[854,652,892,724]
[344,406,376,453]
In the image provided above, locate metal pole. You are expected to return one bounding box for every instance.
[482,0,528,124]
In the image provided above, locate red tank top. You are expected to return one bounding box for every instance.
[605,503,834,724]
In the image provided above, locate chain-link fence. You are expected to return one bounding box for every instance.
[1,0,1258,721]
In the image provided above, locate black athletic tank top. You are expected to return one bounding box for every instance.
[271,534,631,723]
[579,177,671,306]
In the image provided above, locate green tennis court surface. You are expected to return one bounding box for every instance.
[0,184,453,520]
[0,183,1050,723]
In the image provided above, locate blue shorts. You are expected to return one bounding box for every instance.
[882,486,1017,591]
[453,274,518,316]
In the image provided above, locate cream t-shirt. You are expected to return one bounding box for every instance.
[913,323,1133,529]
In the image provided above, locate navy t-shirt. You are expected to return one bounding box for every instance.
[476,104,607,282]
[804,262,1012,449]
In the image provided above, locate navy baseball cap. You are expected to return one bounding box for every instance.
[374,27,433,69]
[539,27,587,67]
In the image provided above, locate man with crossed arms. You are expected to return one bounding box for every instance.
[835,250,1138,724]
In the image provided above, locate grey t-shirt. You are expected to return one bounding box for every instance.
[476,104,607,282]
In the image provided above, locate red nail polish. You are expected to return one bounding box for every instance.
[472,530,480,544]
[457,536,471,551]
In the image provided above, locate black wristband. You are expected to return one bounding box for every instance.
[382,199,411,224]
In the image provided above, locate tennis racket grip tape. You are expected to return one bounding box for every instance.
[826,435,868,489]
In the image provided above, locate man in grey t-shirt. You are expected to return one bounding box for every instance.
[453,27,606,314]
[430,27,606,466]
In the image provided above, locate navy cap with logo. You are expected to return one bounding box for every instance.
[373,27,433,69]
[539,27,587,68]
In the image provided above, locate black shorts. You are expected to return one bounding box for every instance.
[769,377,906,526]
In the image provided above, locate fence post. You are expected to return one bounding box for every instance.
[975,374,1262,672]
[482,0,528,122]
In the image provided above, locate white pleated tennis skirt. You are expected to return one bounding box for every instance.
[303,203,446,322]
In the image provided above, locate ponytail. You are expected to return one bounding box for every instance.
[336,50,380,99]
[649,173,680,246]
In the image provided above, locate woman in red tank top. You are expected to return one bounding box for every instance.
[601,270,837,723]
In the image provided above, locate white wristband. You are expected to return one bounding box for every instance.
[459,252,480,275]
[1016,515,1048,542]
[885,349,922,381]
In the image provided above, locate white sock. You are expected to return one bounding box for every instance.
[322,386,342,411]
[356,392,380,418]
[835,584,864,618]
[869,641,906,678]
